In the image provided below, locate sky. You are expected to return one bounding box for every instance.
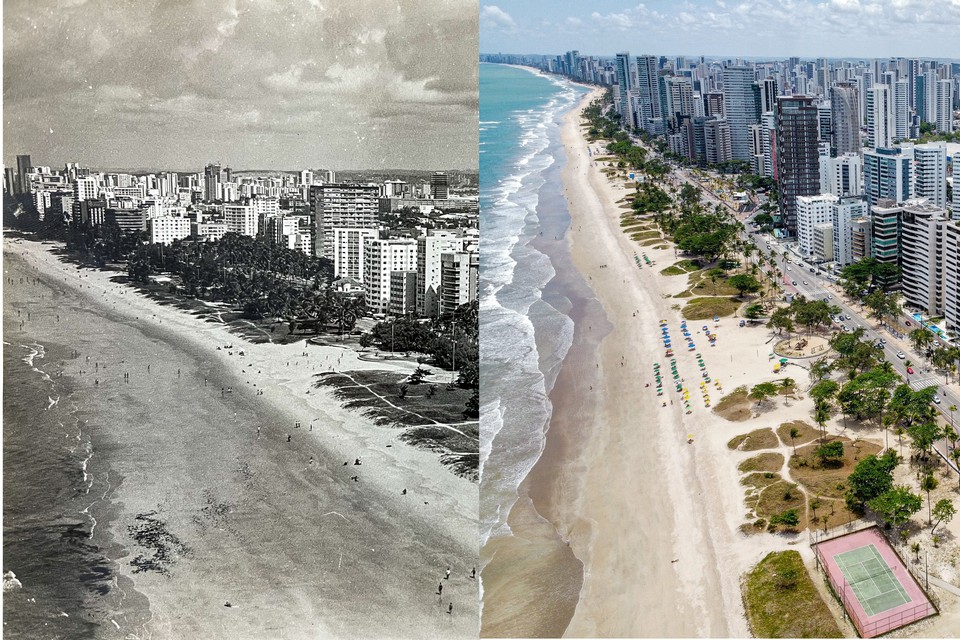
[481,0,960,60]
[3,0,479,172]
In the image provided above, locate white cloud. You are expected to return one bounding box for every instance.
[480,5,516,30]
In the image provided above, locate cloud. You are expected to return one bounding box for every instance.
[4,0,478,170]
[480,5,516,30]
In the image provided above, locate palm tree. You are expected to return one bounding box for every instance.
[951,449,960,490]
[950,405,957,434]
[789,427,800,456]
[921,474,938,525]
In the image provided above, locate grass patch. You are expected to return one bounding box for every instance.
[714,385,752,422]
[789,437,882,500]
[728,428,779,451]
[682,296,741,320]
[756,480,806,526]
[660,259,700,276]
[738,452,785,473]
[630,231,661,241]
[776,420,819,449]
[742,471,782,490]
[742,551,843,638]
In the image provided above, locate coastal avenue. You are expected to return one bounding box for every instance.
[659,154,960,477]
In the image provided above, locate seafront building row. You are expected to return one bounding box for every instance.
[4,160,479,319]
[480,53,960,331]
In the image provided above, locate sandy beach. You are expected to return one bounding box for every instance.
[491,87,840,637]
[3,235,478,639]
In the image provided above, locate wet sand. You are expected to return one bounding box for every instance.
[3,236,479,639]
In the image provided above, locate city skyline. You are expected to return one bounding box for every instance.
[480,0,960,59]
[4,0,479,171]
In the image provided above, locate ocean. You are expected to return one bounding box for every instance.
[478,63,586,550]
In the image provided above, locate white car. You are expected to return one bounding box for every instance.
[896,352,905,359]
[934,395,942,404]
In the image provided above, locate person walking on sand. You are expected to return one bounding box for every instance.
[437,583,443,596]
[448,603,453,615]
[257,426,261,439]
[471,567,476,579]
[445,567,451,580]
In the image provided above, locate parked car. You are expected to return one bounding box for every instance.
[906,367,914,374]
[809,267,815,273]
[896,352,906,359]
[802,281,808,285]
[792,281,798,285]
[934,395,942,404]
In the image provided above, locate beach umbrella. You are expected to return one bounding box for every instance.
[780,358,788,364]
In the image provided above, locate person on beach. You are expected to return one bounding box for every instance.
[437,583,443,596]
[448,603,453,615]
[471,567,476,579]
[445,567,451,580]
[287,434,292,442]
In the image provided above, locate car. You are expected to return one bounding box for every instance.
[905,321,912,326]
[934,395,942,404]
[896,351,906,359]
[791,281,798,285]
[935,341,942,347]
[906,367,915,374]
[786,266,791,271]
[809,267,816,273]
[875,343,884,349]
[828,295,833,299]
[842,325,850,331]
[802,281,808,285]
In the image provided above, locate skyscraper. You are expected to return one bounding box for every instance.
[776,96,821,236]
[936,79,954,133]
[203,163,221,202]
[722,65,759,162]
[635,54,661,131]
[866,85,894,149]
[863,147,913,205]
[430,172,449,199]
[830,84,860,156]
[913,142,948,209]
[15,154,32,195]
[893,79,909,141]
[614,52,634,128]
[310,183,380,260]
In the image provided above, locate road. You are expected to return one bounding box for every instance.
[663,161,960,475]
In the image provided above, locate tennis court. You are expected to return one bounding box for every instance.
[834,544,910,616]
[813,526,937,637]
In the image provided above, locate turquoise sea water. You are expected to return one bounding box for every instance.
[478,63,586,548]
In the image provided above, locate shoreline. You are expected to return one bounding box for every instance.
[526,88,750,636]
[3,235,479,638]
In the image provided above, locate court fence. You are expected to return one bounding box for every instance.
[812,526,938,638]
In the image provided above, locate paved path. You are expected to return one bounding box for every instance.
[929,575,960,597]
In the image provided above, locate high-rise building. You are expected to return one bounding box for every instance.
[913,142,948,209]
[866,85,894,149]
[439,249,479,315]
[916,70,937,123]
[863,146,913,205]
[204,163,221,202]
[310,184,380,260]
[363,237,418,314]
[899,199,948,314]
[635,54,661,131]
[870,199,902,288]
[796,193,838,259]
[722,65,759,162]
[776,96,821,236]
[936,79,954,133]
[417,230,465,317]
[15,154,32,195]
[830,84,860,156]
[759,77,778,114]
[614,52,634,128]
[704,91,724,118]
[430,172,449,200]
[893,79,910,141]
[332,227,379,281]
[223,204,258,236]
[832,196,868,266]
[820,152,863,198]
[703,118,733,166]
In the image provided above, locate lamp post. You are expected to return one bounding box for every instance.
[451,320,457,384]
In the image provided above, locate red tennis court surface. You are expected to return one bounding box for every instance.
[813,527,937,637]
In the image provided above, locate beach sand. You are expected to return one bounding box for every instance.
[3,236,478,639]
[482,87,834,637]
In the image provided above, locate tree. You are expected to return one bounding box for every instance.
[909,328,934,355]
[920,474,939,525]
[909,421,941,468]
[931,499,956,534]
[769,508,800,529]
[815,441,845,466]
[749,382,778,408]
[744,303,764,319]
[810,357,833,382]
[846,451,899,509]
[728,273,761,298]
[768,307,794,335]
[789,427,800,456]
[814,398,833,442]
[867,486,923,529]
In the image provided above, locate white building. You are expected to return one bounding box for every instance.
[832,197,867,267]
[893,79,910,141]
[819,152,863,198]
[912,142,948,209]
[333,227,379,282]
[899,199,948,315]
[416,230,466,317]
[150,216,191,245]
[936,79,954,133]
[866,85,894,149]
[812,223,834,263]
[439,248,479,315]
[796,193,838,259]
[193,221,228,242]
[74,176,99,202]
[223,204,258,237]
[363,237,417,314]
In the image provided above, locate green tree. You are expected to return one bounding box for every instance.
[867,486,923,529]
[769,508,800,529]
[920,474,939,525]
[815,441,845,466]
[931,499,956,534]
[728,273,761,298]
[749,382,779,409]
[846,451,899,510]
[789,427,800,456]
